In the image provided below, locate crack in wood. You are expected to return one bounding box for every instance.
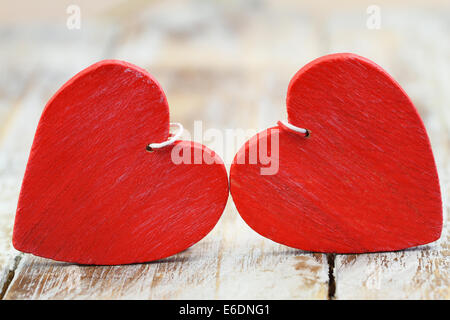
[0,255,22,300]
[327,253,336,300]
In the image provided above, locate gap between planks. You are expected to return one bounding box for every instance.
[13,243,435,300]
[327,254,336,300]
[0,255,22,300]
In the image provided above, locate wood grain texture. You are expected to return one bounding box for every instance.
[214,205,329,299]
[4,205,329,299]
[0,55,38,282]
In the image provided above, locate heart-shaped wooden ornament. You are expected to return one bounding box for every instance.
[13,60,229,265]
[230,53,442,253]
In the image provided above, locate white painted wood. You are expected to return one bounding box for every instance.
[214,206,329,300]
[0,80,41,295]
[3,204,329,299]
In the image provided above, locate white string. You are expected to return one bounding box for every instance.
[277,120,309,136]
[147,122,184,150]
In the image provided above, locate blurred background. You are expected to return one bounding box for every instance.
[0,0,448,299]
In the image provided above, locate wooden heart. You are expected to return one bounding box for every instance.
[230,53,442,253]
[13,60,229,265]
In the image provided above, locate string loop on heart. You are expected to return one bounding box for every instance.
[277,120,310,137]
[146,122,184,152]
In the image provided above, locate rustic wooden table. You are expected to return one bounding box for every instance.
[0,0,448,299]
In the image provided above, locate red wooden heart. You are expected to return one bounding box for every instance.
[13,60,229,265]
[230,53,442,253]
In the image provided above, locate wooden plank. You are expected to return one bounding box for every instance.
[4,224,221,299]
[5,203,329,300]
[0,79,41,297]
[329,8,450,299]
[335,237,449,299]
[0,74,34,275]
[214,206,329,299]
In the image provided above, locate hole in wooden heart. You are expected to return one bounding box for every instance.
[145,145,154,152]
[304,129,311,138]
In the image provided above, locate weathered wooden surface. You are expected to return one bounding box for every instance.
[4,204,328,299]
[0,0,448,299]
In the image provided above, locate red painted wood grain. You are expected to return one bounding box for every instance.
[13,60,229,265]
[230,53,442,253]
